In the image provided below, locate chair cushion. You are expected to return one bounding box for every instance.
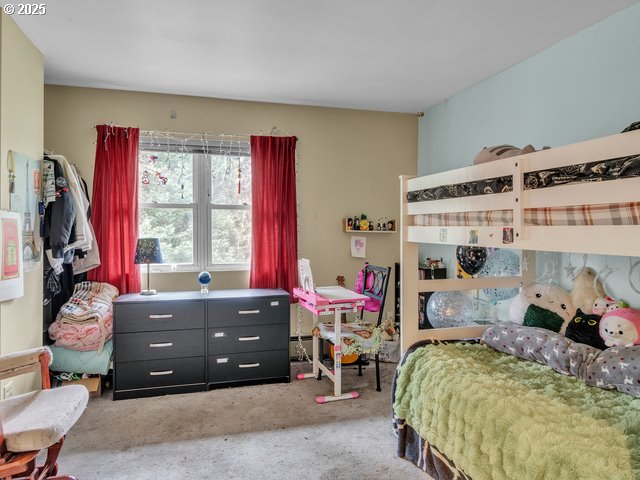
[0,385,88,452]
[314,322,383,355]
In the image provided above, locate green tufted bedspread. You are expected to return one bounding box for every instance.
[393,343,640,480]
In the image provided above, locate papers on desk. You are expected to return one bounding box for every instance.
[315,286,368,303]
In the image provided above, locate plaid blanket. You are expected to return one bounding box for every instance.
[57,281,119,324]
[50,281,118,353]
[414,202,640,227]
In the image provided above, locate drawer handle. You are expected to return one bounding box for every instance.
[149,314,173,319]
[149,370,173,376]
[238,309,260,315]
[149,342,173,348]
[238,336,260,342]
[239,363,260,369]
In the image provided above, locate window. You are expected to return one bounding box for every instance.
[138,139,251,271]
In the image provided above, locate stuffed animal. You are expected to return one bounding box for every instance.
[509,284,574,333]
[607,299,629,313]
[600,308,640,347]
[473,144,536,165]
[564,309,607,350]
[570,268,602,314]
[593,296,627,316]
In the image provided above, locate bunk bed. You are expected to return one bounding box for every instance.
[395,130,640,480]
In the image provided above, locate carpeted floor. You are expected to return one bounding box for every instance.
[57,361,429,480]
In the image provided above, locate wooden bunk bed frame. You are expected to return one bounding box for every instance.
[400,130,640,352]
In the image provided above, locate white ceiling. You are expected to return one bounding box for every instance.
[11,0,638,113]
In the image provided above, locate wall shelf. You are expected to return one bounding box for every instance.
[343,217,396,233]
[344,229,396,234]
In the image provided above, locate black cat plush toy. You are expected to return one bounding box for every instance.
[564,309,607,350]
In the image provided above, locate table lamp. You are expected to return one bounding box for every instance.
[135,237,163,295]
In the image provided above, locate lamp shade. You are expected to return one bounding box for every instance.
[134,238,163,264]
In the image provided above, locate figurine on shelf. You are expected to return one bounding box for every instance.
[376,223,382,231]
[360,214,369,232]
[347,218,353,230]
[354,218,360,230]
[387,220,395,232]
[368,223,374,231]
[381,221,387,231]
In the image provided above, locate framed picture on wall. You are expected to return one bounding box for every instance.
[0,211,24,302]
[8,151,42,271]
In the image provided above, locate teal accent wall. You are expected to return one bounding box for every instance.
[417,2,640,308]
[418,2,640,175]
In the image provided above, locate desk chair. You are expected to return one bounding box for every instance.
[0,347,88,480]
[318,263,391,392]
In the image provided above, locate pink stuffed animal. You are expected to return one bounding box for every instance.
[600,308,640,347]
[593,296,627,316]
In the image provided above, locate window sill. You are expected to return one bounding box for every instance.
[148,264,250,274]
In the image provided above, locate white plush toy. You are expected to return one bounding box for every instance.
[509,284,575,332]
[592,296,628,316]
[570,268,602,314]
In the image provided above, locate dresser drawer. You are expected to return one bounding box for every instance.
[115,301,204,333]
[115,356,205,391]
[116,329,205,362]
[208,324,288,355]
[207,297,288,327]
[208,350,289,383]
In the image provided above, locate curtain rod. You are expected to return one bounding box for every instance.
[91,124,295,138]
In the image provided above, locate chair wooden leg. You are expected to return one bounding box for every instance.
[357,355,363,376]
[29,438,65,480]
[375,354,381,392]
[45,438,63,475]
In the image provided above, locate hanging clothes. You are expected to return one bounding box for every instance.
[48,155,93,253]
[72,166,101,275]
[43,157,77,274]
[42,159,56,206]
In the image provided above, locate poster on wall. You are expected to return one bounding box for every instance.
[350,236,367,258]
[0,211,24,302]
[8,151,42,272]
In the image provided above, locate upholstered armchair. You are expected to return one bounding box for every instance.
[0,347,88,479]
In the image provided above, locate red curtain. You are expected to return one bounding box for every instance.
[88,125,141,293]
[250,136,298,301]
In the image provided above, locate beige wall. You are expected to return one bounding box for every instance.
[44,86,417,333]
[0,13,44,396]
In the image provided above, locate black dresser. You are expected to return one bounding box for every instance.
[113,289,290,400]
